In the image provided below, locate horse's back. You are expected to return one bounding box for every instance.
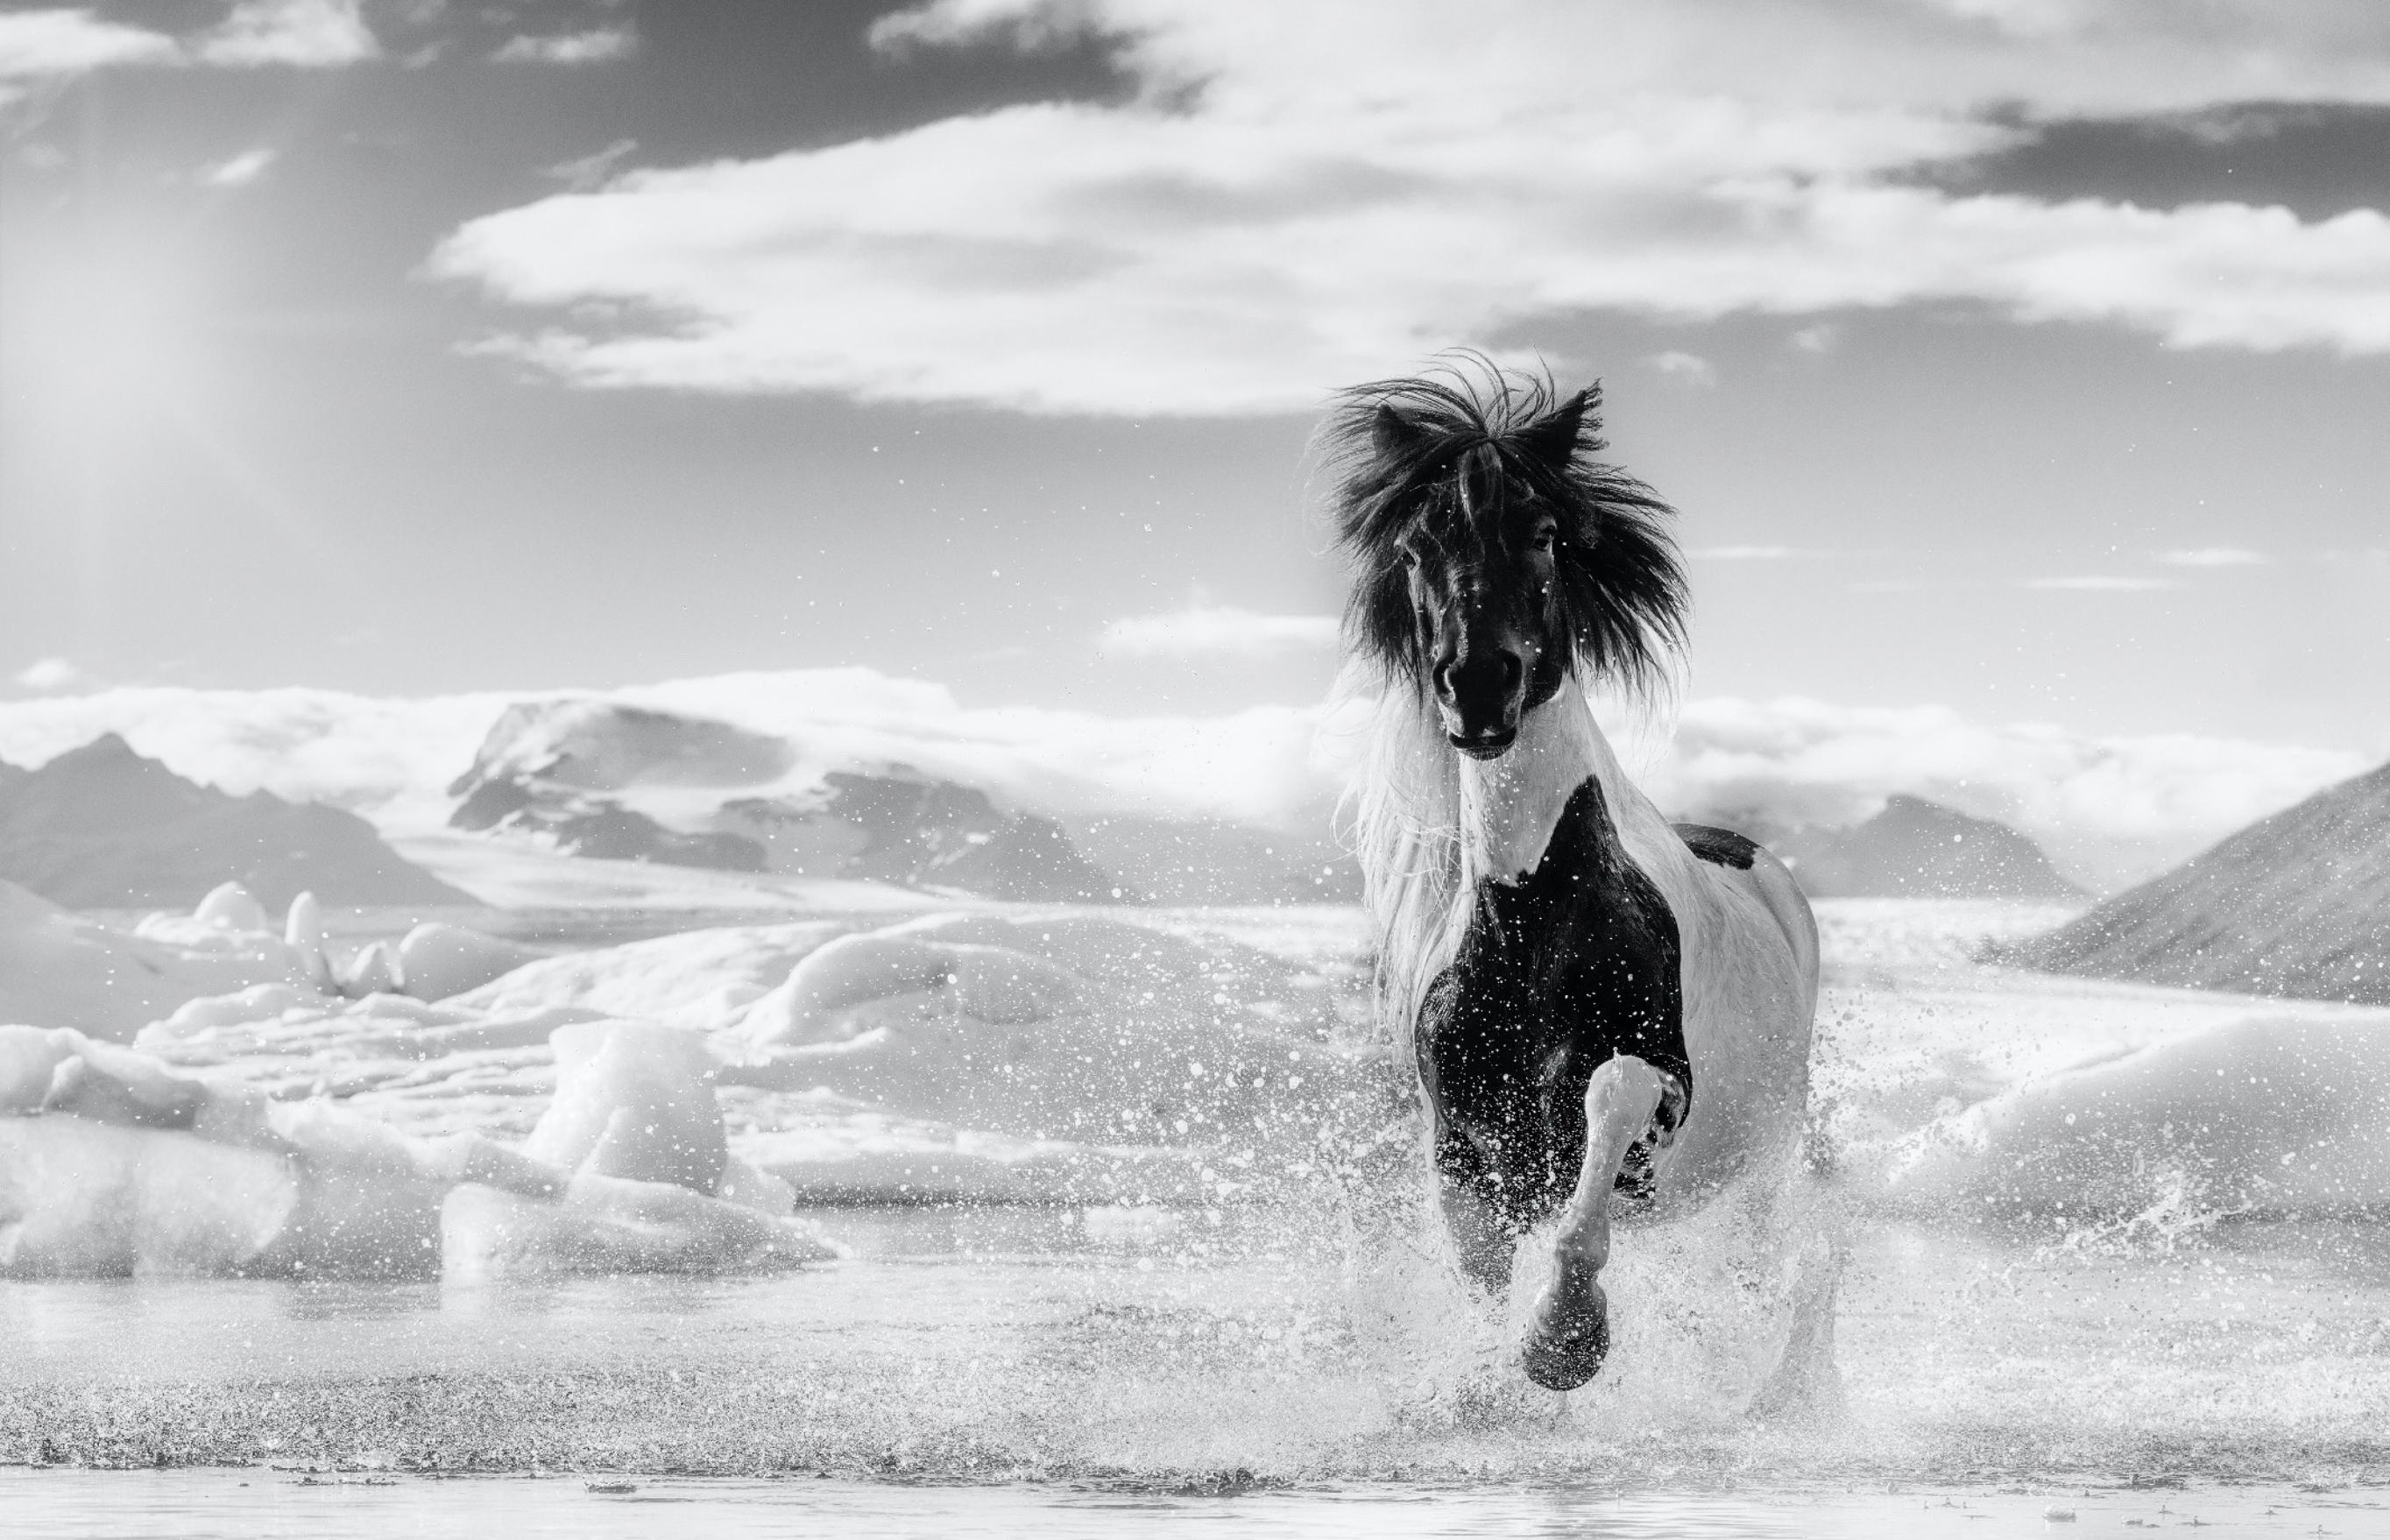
[1673,823,1819,1000]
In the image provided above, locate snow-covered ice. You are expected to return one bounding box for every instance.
[10,882,2390,1300]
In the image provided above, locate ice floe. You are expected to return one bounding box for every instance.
[0,1019,834,1280]
[15,886,2390,1287]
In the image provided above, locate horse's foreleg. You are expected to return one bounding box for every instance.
[1435,1156,1514,1296]
[1521,1054,1666,1390]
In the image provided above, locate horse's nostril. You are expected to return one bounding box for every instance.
[1500,652,1522,690]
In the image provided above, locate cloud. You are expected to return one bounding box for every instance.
[1100,604,1339,658]
[0,10,178,83]
[203,147,277,187]
[1789,323,1839,353]
[429,0,2390,415]
[2160,546,2268,567]
[1644,350,1717,386]
[491,27,638,65]
[0,669,2368,890]
[2026,576,2180,592]
[11,657,87,693]
[0,669,1337,833]
[545,138,640,191]
[1646,695,2374,889]
[197,0,378,67]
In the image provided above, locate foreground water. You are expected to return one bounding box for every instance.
[5,1205,2388,1495]
[9,900,2390,1533]
[8,1470,2385,1538]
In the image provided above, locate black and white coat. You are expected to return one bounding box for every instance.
[1358,684,1818,1385]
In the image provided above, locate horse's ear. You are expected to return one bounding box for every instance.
[1372,403,1431,461]
[1516,388,1591,471]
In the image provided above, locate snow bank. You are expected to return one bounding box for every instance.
[0,880,307,1042]
[1875,1017,2390,1219]
[0,874,563,1048]
[454,908,1389,1168]
[109,904,1392,1211]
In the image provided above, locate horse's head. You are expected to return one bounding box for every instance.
[1378,424,1573,757]
[1324,361,1688,759]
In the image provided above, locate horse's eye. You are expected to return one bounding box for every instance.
[1531,524,1558,553]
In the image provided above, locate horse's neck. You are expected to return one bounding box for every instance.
[1456,691,1662,886]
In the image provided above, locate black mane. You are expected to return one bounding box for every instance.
[1319,357,1687,698]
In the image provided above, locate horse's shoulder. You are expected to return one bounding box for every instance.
[1671,823,1761,871]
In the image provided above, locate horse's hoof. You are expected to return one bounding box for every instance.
[1521,1283,1610,1391]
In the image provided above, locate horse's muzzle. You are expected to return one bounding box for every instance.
[1448,727,1517,759]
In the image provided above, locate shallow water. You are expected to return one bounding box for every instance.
[8,1469,2386,1539]
[4,1204,2387,1489]
[11,900,2390,1531]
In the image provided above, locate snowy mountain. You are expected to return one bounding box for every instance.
[447,700,1128,901]
[2011,759,2390,1004]
[715,773,1122,901]
[1770,795,2083,901]
[0,735,475,911]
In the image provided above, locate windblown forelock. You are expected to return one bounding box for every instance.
[1318,354,1689,703]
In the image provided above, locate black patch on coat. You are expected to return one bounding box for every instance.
[1416,776,1690,1235]
[1674,823,1759,870]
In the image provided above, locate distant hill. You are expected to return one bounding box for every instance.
[449,699,795,795]
[2011,759,2390,1004]
[0,735,476,911]
[448,701,1128,902]
[717,773,1122,902]
[444,697,1382,908]
[1773,795,2082,901]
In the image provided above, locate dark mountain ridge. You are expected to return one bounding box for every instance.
[2011,759,2390,1004]
[1770,795,2082,901]
[0,734,475,911]
[447,701,1128,902]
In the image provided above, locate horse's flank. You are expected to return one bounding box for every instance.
[1352,680,1819,1195]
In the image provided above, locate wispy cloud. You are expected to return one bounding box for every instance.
[1651,695,2372,889]
[0,2,375,100]
[2160,546,2268,567]
[1644,350,1717,386]
[1100,604,1338,658]
[492,27,638,65]
[545,138,640,191]
[203,147,277,187]
[433,0,2390,414]
[197,0,378,67]
[0,10,178,86]
[12,657,88,693]
[1688,545,1799,561]
[2026,576,2181,592]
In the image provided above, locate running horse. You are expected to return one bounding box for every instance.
[1326,361,1819,1390]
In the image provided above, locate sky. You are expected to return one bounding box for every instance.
[3,0,2389,767]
